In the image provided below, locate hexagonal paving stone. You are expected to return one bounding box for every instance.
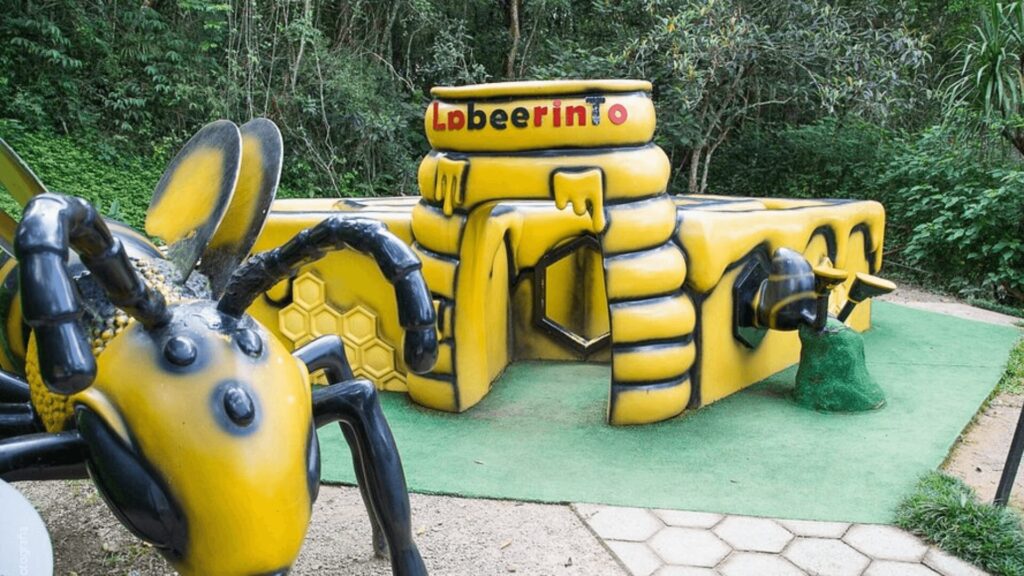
[293,273,326,309]
[343,306,378,344]
[310,305,341,337]
[778,519,850,539]
[923,548,989,576]
[654,510,723,529]
[279,305,310,342]
[649,527,731,567]
[864,561,940,576]
[655,568,717,576]
[606,541,661,576]
[719,552,805,576]
[361,340,396,379]
[785,537,869,576]
[714,516,793,553]
[844,524,928,562]
[585,507,663,542]
[572,503,603,519]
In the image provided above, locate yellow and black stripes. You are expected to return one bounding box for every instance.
[405,200,465,411]
[603,198,694,425]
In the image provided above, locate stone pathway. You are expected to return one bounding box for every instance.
[574,504,990,576]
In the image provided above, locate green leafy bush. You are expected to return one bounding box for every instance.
[875,126,1024,301]
[895,472,1024,575]
[709,119,892,200]
[714,119,1024,304]
[0,120,164,229]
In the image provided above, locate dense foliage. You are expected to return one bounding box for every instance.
[0,0,930,195]
[1,0,1022,303]
[876,124,1024,300]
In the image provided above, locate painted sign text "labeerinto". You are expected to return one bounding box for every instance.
[431,98,629,132]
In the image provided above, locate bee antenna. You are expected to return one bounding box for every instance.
[16,194,170,394]
[218,216,437,373]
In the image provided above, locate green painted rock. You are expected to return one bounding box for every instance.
[795,319,885,412]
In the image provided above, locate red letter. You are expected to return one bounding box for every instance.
[609,103,629,125]
[553,100,562,127]
[432,101,446,131]
[566,105,586,126]
[447,109,466,130]
[533,106,548,127]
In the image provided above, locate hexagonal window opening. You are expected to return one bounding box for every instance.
[533,235,610,355]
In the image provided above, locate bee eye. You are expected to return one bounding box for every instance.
[164,336,197,366]
[212,380,259,434]
[77,407,188,556]
[223,384,255,426]
[234,328,263,358]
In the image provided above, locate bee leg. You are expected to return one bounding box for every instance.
[0,370,30,403]
[0,371,38,439]
[0,402,40,438]
[0,430,88,481]
[312,379,426,576]
[294,336,387,557]
[338,423,390,558]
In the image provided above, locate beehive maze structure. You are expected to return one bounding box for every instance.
[247,80,886,425]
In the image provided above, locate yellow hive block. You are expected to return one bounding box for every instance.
[251,80,889,425]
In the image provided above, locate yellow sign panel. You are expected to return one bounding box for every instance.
[425,80,656,152]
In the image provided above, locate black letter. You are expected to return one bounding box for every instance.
[510,107,529,128]
[467,102,486,130]
[490,109,508,130]
[585,96,606,126]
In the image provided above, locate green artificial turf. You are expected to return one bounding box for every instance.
[318,301,1021,523]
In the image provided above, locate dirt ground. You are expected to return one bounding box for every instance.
[944,392,1024,510]
[15,480,624,576]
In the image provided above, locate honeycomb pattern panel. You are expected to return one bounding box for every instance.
[276,271,405,391]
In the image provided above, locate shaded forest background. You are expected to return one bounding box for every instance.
[1,0,1023,305]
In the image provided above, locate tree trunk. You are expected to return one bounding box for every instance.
[506,0,521,79]
[700,127,731,194]
[291,0,313,92]
[700,148,712,194]
[688,147,701,194]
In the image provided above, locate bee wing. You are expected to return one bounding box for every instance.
[0,138,47,256]
[0,210,15,256]
[146,120,242,278]
[0,138,47,207]
[199,118,282,296]
[105,218,163,261]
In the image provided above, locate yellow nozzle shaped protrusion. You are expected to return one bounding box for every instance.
[811,265,849,330]
[838,272,896,322]
[812,265,849,295]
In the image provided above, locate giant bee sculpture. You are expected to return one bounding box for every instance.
[0,119,437,576]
